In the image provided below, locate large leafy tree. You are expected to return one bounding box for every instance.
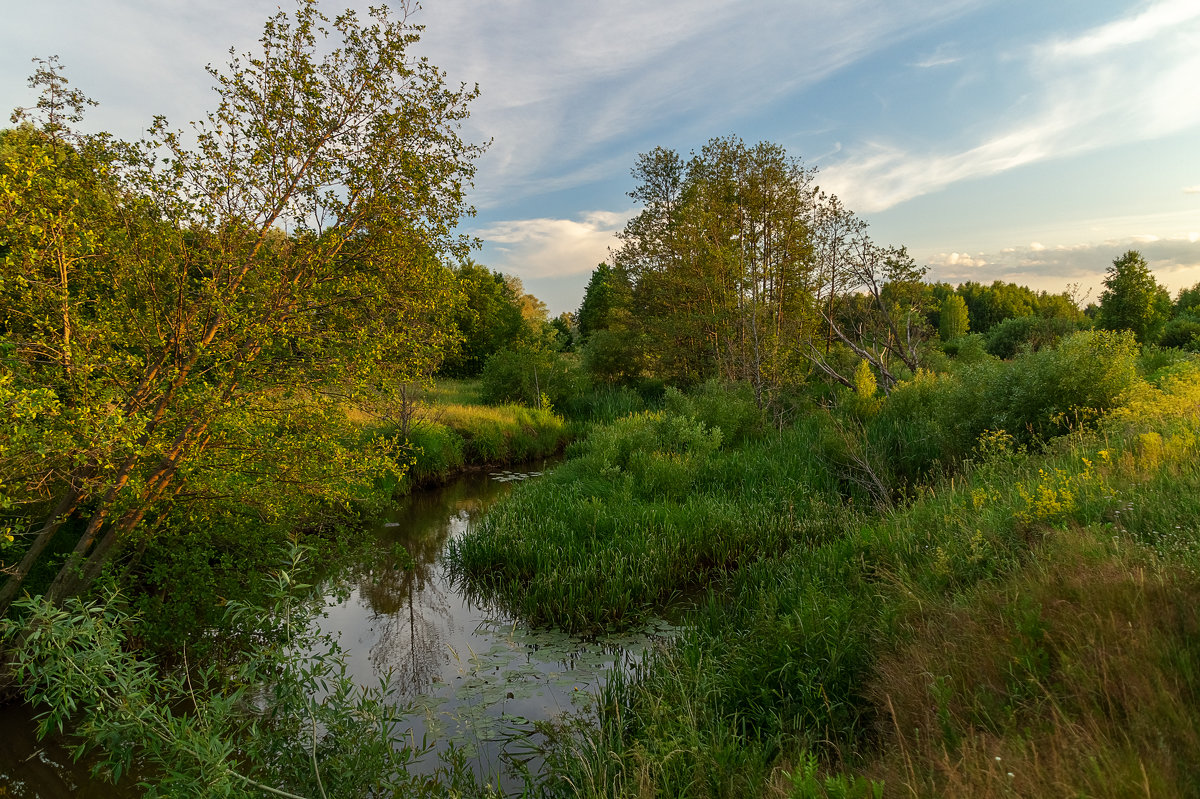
[1096,250,1171,343]
[615,137,818,404]
[1,0,483,609]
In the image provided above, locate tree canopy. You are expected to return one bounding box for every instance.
[1,0,484,609]
[1097,250,1171,343]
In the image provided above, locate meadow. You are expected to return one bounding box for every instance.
[448,335,1200,798]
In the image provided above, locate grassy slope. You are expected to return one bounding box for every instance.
[351,378,571,487]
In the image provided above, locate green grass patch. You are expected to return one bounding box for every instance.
[405,402,569,485]
[487,357,1200,798]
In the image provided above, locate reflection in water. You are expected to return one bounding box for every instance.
[310,464,677,788]
[0,703,141,799]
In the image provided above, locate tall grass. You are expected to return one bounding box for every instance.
[444,391,867,634]
[404,402,569,485]
[542,357,1200,798]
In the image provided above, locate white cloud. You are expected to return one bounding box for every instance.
[912,43,963,68]
[822,0,1200,212]
[925,235,1200,297]
[1184,186,1200,194]
[473,210,634,280]
[931,251,989,268]
[1049,0,1200,59]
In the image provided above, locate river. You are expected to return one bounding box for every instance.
[0,460,675,796]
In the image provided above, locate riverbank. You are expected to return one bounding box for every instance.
[450,347,1200,798]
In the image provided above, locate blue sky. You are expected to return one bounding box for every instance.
[4,0,1198,314]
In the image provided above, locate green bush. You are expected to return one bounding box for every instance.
[942,333,994,364]
[580,409,723,473]
[1158,317,1200,350]
[581,328,646,384]
[480,347,589,408]
[985,315,1083,359]
[662,379,764,445]
[993,329,1139,440]
[864,331,1141,485]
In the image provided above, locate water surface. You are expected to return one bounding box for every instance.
[308,463,676,786]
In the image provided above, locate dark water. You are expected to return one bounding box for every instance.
[0,702,140,798]
[0,462,675,795]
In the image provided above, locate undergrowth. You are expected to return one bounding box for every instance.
[452,348,1200,798]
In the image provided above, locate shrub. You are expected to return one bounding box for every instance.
[1158,318,1200,350]
[864,331,1141,484]
[581,328,646,384]
[985,315,1083,359]
[479,347,589,409]
[994,329,1139,440]
[663,380,764,444]
[942,333,993,364]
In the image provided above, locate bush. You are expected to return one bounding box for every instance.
[863,331,1142,484]
[942,333,993,364]
[663,379,764,444]
[579,410,723,472]
[581,328,646,384]
[993,329,1139,440]
[1158,318,1200,350]
[479,347,589,409]
[985,315,1083,359]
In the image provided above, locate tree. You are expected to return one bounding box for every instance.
[1,0,483,610]
[808,237,931,393]
[1175,282,1200,317]
[1096,250,1171,343]
[550,312,576,351]
[577,262,625,339]
[939,293,970,341]
[439,259,526,377]
[956,281,1037,333]
[614,137,818,406]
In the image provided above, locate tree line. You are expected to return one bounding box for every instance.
[558,136,1197,419]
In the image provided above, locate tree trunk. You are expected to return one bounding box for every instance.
[0,486,83,615]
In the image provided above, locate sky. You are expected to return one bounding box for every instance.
[3,0,1199,315]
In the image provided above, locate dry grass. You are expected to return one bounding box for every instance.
[868,530,1200,798]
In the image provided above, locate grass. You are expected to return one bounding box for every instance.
[404,401,569,485]
[424,378,485,407]
[452,355,1200,798]
[337,377,571,487]
[447,395,857,633]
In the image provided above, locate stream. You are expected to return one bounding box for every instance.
[0,460,676,795]
[307,461,677,788]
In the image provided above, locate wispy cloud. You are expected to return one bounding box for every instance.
[473,210,633,280]
[911,43,963,68]
[1185,186,1200,194]
[1049,0,1200,59]
[415,0,983,208]
[823,0,1200,212]
[2,1,289,141]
